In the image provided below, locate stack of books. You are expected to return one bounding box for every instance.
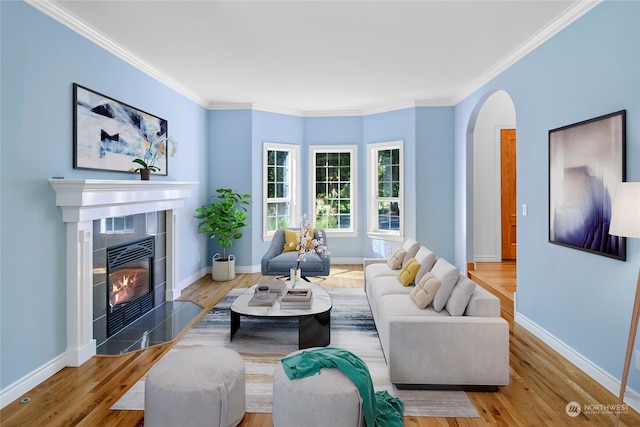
[258,279,287,295]
[280,288,313,309]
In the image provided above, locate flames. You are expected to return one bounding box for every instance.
[109,272,138,307]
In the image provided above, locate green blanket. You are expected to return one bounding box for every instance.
[281,347,404,427]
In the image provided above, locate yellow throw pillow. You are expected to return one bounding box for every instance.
[397,258,421,286]
[283,229,298,252]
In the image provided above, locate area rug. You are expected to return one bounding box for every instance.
[112,288,479,418]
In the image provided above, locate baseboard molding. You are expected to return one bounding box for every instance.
[515,312,640,413]
[474,255,500,262]
[0,352,68,409]
[229,260,364,275]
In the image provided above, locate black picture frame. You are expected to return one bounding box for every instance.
[73,83,169,176]
[548,110,626,260]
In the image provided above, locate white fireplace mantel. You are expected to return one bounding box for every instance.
[49,179,198,222]
[49,179,198,367]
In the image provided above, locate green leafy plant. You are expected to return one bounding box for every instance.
[195,188,252,260]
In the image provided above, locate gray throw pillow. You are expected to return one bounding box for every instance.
[413,247,436,284]
[445,277,477,316]
[430,258,460,311]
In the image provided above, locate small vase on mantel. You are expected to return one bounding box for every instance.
[289,268,302,288]
[140,169,151,180]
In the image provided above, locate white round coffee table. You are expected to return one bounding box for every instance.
[230,281,332,349]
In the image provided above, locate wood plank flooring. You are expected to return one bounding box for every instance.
[469,262,516,328]
[2,264,639,426]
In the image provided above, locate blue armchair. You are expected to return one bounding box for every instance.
[261,228,330,278]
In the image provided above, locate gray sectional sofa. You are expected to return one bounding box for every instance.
[364,238,510,390]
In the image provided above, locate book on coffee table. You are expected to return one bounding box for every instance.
[248,292,278,307]
[281,288,312,302]
[259,279,287,295]
[280,289,313,309]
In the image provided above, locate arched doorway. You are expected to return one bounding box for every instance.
[468,90,517,321]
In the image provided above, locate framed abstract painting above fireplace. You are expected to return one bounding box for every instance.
[73,83,169,175]
[548,110,626,260]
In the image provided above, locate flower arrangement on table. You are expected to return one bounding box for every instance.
[130,125,178,175]
[286,214,330,270]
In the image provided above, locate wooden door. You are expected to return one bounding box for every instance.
[501,129,517,260]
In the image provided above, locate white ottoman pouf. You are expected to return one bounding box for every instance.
[272,353,364,427]
[144,346,245,427]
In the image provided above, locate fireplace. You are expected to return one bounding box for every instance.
[106,237,155,337]
[49,179,197,366]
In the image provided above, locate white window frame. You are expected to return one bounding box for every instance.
[309,145,358,237]
[263,142,300,241]
[367,140,404,242]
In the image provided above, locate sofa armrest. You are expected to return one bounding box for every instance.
[363,258,388,268]
[387,316,509,386]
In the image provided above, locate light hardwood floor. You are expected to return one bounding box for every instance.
[2,264,638,426]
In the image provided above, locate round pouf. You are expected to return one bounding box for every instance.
[272,354,364,427]
[145,346,245,427]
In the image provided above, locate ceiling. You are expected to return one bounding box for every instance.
[39,0,598,114]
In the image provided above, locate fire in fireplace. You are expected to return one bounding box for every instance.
[106,236,155,337]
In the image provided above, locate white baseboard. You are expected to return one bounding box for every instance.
[331,257,364,265]
[515,312,640,413]
[474,255,500,262]
[0,352,68,409]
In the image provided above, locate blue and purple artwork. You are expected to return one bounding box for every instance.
[549,110,626,260]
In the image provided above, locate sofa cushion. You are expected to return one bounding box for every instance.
[397,258,420,286]
[410,272,441,309]
[365,263,398,286]
[401,238,420,266]
[445,276,476,316]
[387,248,406,270]
[430,258,460,311]
[413,247,437,284]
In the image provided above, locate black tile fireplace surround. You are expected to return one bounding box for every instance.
[92,212,171,348]
[91,211,202,355]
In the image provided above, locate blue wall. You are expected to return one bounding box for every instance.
[1,2,208,389]
[454,0,640,392]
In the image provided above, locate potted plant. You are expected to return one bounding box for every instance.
[130,125,177,180]
[195,188,251,281]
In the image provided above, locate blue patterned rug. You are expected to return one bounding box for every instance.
[112,288,479,418]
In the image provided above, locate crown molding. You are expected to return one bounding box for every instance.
[453,0,602,104]
[26,0,210,108]
[28,0,601,116]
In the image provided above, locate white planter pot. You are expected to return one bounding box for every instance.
[212,253,236,281]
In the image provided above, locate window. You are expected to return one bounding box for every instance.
[367,140,403,241]
[310,145,357,236]
[263,142,299,239]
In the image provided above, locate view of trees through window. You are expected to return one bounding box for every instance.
[266,149,290,231]
[314,151,352,230]
[377,148,400,231]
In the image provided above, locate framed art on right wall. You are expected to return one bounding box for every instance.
[549,110,626,260]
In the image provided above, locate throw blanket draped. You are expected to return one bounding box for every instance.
[280,347,404,427]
